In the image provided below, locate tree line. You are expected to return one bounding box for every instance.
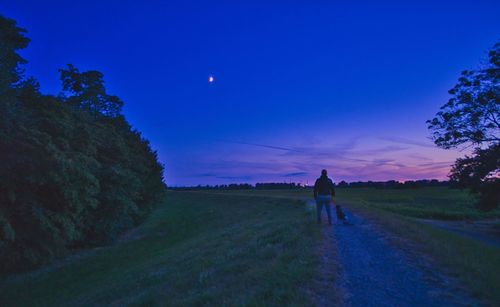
[170,180,450,190]
[170,183,304,190]
[337,180,450,189]
[0,15,165,273]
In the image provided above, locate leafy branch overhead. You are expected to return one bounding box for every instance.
[428,42,499,211]
[428,42,500,149]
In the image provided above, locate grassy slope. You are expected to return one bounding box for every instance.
[0,191,320,306]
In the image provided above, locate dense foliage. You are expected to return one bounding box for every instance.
[0,15,165,273]
[428,42,499,211]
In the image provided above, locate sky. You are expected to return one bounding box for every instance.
[2,1,499,186]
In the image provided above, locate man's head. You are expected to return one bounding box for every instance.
[321,169,327,176]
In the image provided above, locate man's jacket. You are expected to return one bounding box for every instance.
[313,175,336,198]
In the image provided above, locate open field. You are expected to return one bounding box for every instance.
[337,187,500,220]
[203,187,500,220]
[1,187,499,305]
[194,187,500,303]
[0,191,320,306]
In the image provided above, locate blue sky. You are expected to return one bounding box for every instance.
[2,0,499,185]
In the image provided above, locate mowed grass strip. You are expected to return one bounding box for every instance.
[0,191,320,306]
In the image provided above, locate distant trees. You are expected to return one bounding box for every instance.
[428,42,499,211]
[338,180,448,189]
[337,181,349,187]
[170,183,306,191]
[172,183,254,191]
[255,182,305,190]
[0,15,165,273]
[169,180,449,190]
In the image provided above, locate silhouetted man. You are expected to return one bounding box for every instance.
[314,169,335,225]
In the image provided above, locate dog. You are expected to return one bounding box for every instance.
[335,204,345,220]
[335,205,351,224]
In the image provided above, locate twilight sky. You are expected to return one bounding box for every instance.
[2,1,499,186]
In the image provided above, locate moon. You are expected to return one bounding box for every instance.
[208,75,214,83]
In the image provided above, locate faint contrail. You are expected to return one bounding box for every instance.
[380,136,436,148]
[214,139,303,152]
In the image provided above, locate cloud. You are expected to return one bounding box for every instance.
[193,172,254,180]
[407,153,433,161]
[282,172,308,177]
[215,139,302,152]
[351,145,409,156]
[369,159,406,168]
[380,136,436,148]
[195,173,217,177]
[295,147,406,165]
[216,175,253,180]
[417,161,454,168]
[175,135,457,185]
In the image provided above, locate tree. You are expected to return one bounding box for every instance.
[59,64,124,117]
[337,180,349,187]
[0,15,29,93]
[0,14,165,273]
[0,15,30,134]
[427,42,499,211]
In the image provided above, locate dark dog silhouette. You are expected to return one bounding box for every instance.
[336,205,352,225]
[335,205,345,220]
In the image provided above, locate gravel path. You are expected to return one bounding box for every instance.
[321,206,480,306]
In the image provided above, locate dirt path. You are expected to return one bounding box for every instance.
[309,200,480,306]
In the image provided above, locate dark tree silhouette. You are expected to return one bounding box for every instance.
[59,64,124,117]
[0,14,165,273]
[0,15,29,92]
[428,42,499,211]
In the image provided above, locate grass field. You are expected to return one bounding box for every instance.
[1,187,499,305]
[0,191,320,306]
[214,187,500,220]
[201,188,500,303]
[337,187,500,220]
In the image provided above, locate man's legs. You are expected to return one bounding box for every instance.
[316,200,323,223]
[325,202,332,225]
